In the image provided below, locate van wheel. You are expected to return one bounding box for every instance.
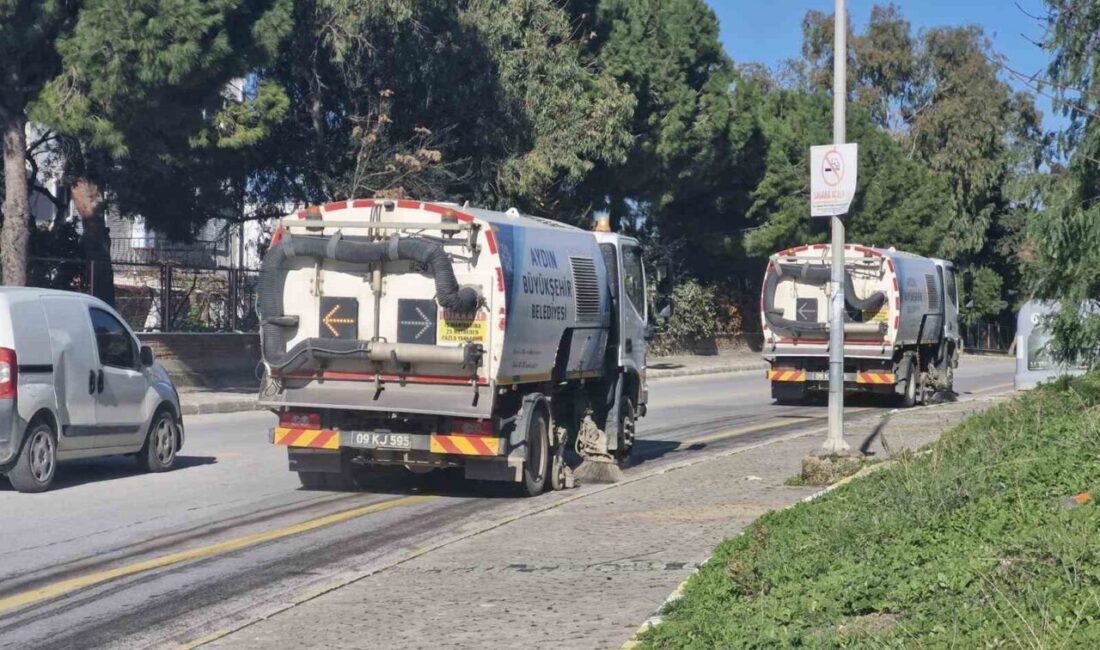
[519,407,549,497]
[8,420,58,493]
[138,409,178,473]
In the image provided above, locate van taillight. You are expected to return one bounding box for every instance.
[280,410,320,428]
[0,348,16,400]
[450,418,493,436]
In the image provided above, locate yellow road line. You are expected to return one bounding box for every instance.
[678,408,873,447]
[0,494,433,615]
[969,381,1015,395]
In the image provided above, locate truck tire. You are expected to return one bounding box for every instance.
[615,400,636,464]
[519,407,549,497]
[7,419,58,493]
[899,361,918,408]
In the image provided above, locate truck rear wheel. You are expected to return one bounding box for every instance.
[519,407,549,497]
[899,361,919,408]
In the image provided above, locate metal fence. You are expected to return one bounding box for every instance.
[28,257,260,333]
[961,320,1015,353]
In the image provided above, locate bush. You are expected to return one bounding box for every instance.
[652,280,719,354]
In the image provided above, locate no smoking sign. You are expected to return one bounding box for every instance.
[810,143,858,217]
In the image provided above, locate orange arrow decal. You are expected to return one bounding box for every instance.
[323,304,355,336]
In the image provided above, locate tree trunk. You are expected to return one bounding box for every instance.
[72,177,116,306]
[1,111,30,286]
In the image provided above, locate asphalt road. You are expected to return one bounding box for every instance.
[0,357,1016,649]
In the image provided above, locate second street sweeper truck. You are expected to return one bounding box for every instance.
[256,199,657,495]
[760,243,962,406]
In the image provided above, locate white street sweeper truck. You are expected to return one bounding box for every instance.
[760,244,961,406]
[257,200,655,495]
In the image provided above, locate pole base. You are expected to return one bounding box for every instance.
[818,437,851,455]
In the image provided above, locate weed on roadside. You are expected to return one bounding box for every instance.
[639,373,1100,649]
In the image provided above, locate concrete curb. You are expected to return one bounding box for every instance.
[647,361,767,379]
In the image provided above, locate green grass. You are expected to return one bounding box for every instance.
[639,374,1100,649]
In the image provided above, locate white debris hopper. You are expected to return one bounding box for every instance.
[256,200,611,419]
[760,244,961,403]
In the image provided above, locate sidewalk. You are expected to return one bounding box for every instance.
[205,392,1014,649]
[176,351,766,416]
[177,387,260,416]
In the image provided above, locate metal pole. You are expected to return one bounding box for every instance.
[824,0,850,454]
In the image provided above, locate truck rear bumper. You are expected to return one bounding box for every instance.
[272,427,506,456]
[767,369,896,385]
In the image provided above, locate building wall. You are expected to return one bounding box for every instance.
[138,332,262,389]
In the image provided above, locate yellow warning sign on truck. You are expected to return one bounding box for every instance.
[438,310,488,344]
[863,304,890,323]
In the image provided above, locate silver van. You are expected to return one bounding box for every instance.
[0,288,184,492]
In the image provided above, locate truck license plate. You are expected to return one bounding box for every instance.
[347,432,412,450]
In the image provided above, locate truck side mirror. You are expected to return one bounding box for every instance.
[962,270,974,305]
[140,345,155,367]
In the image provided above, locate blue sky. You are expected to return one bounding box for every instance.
[710,0,1061,130]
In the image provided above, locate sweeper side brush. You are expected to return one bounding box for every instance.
[573,414,625,484]
[574,455,625,484]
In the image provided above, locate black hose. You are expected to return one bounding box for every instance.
[258,234,480,372]
[762,262,887,337]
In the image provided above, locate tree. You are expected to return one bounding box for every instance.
[741,86,953,259]
[561,0,763,289]
[1,0,290,300]
[794,6,1047,323]
[0,1,77,286]
[1025,0,1100,365]
[31,0,291,303]
[246,0,633,217]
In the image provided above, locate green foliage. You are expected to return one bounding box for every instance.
[250,0,633,213]
[564,0,762,283]
[1028,0,1100,365]
[742,88,952,260]
[28,0,294,239]
[961,266,1007,326]
[652,280,719,353]
[640,373,1100,648]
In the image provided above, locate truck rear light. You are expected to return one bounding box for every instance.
[271,225,286,247]
[0,348,16,400]
[280,410,320,428]
[450,418,494,436]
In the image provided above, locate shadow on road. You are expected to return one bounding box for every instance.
[0,455,219,492]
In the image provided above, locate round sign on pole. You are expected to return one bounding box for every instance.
[822,149,844,186]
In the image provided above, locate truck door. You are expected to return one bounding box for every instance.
[618,241,648,376]
[41,297,101,451]
[941,264,961,343]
